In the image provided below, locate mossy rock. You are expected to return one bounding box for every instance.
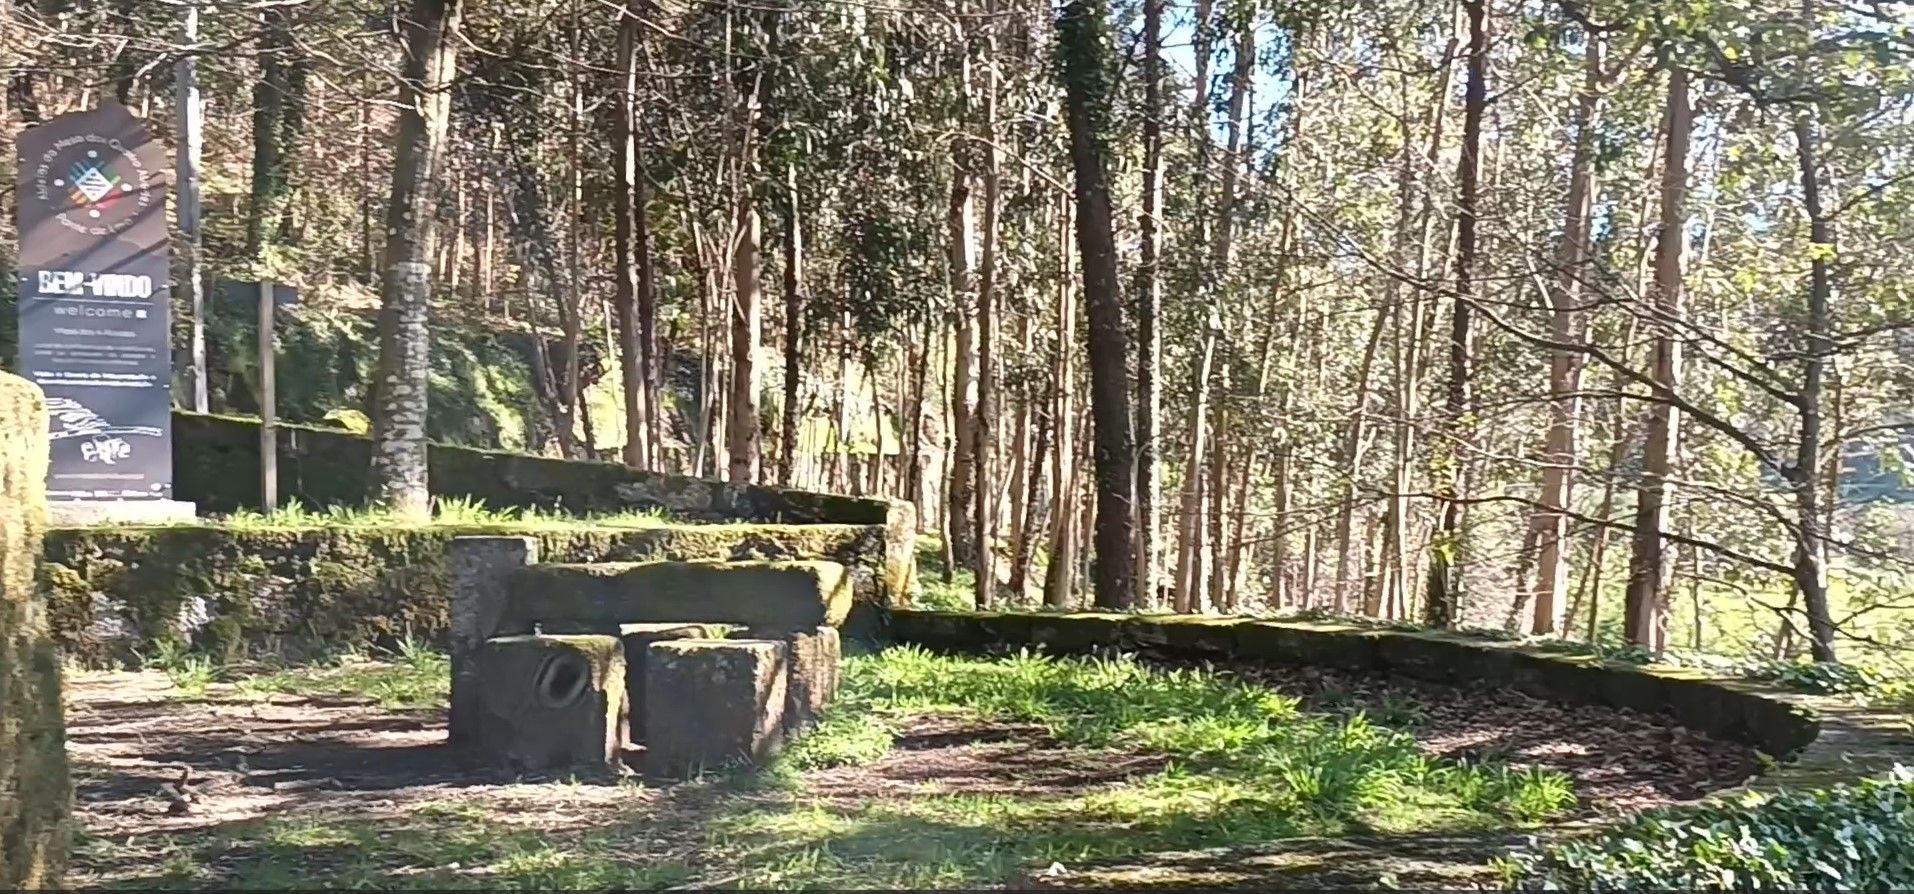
[1,371,72,889]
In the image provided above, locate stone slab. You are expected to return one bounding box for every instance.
[644,639,787,777]
[506,560,852,634]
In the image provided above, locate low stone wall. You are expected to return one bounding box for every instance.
[169,412,916,608]
[886,609,1824,760]
[0,372,71,889]
[43,522,897,666]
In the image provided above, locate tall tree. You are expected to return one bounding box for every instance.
[1425,0,1485,628]
[1134,0,1166,607]
[611,0,652,469]
[1057,0,1138,610]
[1528,31,1607,635]
[370,0,464,519]
[1625,61,1693,652]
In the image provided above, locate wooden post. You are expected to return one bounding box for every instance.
[259,280,277,510]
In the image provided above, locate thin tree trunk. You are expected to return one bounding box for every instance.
[779,163,804,485]
[1625,63,1694,653]
[612,0,650,469]
[1134,0,1166,606]
[1790,91,1838,663]
[728,199,763,482]
[1044,193,1078,608]
[1529,34,1604,635]
[974,15,1001,606]
[946,176,980,567]
[1425,0,1484,628]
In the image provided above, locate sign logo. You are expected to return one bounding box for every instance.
[29,134,152,238]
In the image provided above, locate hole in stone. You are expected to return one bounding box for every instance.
[535,652,590,709]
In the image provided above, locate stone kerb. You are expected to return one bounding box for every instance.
[0,371,72,889]
[887,609,1831,761]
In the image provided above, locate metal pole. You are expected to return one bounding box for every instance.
[260,280,277,510]
[177,1,208,413]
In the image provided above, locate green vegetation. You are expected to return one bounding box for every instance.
[140,637,449,710]
[229,638,450,710]
[78,646,1580,889]
[211,496,671,531]
[1502,766,1914,891]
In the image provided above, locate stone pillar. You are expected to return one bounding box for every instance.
[644,640,787,777]
[1,372,71,889]
[448,535,538,745]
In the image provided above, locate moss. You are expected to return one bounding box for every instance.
[1,371,72,889]
[883,608,1829,760]
[42,523,894,667]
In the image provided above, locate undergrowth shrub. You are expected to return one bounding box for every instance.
[1502,765,1914,891]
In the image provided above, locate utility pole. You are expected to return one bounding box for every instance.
[177,0,208,412]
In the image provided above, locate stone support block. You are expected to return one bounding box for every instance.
[644,639,787,777]
[476,634,624,771]
[750,625,840,730]
[613,623,737,744]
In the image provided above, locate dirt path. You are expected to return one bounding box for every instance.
[63,664,1762,890]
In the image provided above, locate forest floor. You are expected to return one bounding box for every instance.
[63,645,1761,890]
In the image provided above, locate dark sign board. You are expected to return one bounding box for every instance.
[214,279,301,307]
[15,103,174,501]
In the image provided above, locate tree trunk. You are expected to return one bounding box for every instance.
[1134,0,1166,607]
[946,176,980,567]
[1529,34,1603,635]
[1790,96,1838,663]
[974,21,1001,606]
[247,5,304,261]
[1057,0,1138,611]
[1424,0,1484,628]
[1625,64,1694,653]
[612,0,651,469]
[1044,193,1078,608]
[728,200,763,482]
[370,0,463,520]
[1174,326,1217,612]
[779,164,804,485]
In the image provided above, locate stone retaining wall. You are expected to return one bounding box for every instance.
[886,609,1828,760]
[43,522,899,666]
[0,372,70,888]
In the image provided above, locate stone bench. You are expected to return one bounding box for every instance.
[448,537,846,778]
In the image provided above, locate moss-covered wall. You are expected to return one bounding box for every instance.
[43,522,895,666]
[0,372,71,889]
[885,609,1825,760]
[173,411,905,524]
[169,412,918,605]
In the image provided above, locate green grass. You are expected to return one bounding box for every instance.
[228,638,450,710]
[81,645,1580,889]
[209,495,671,531]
